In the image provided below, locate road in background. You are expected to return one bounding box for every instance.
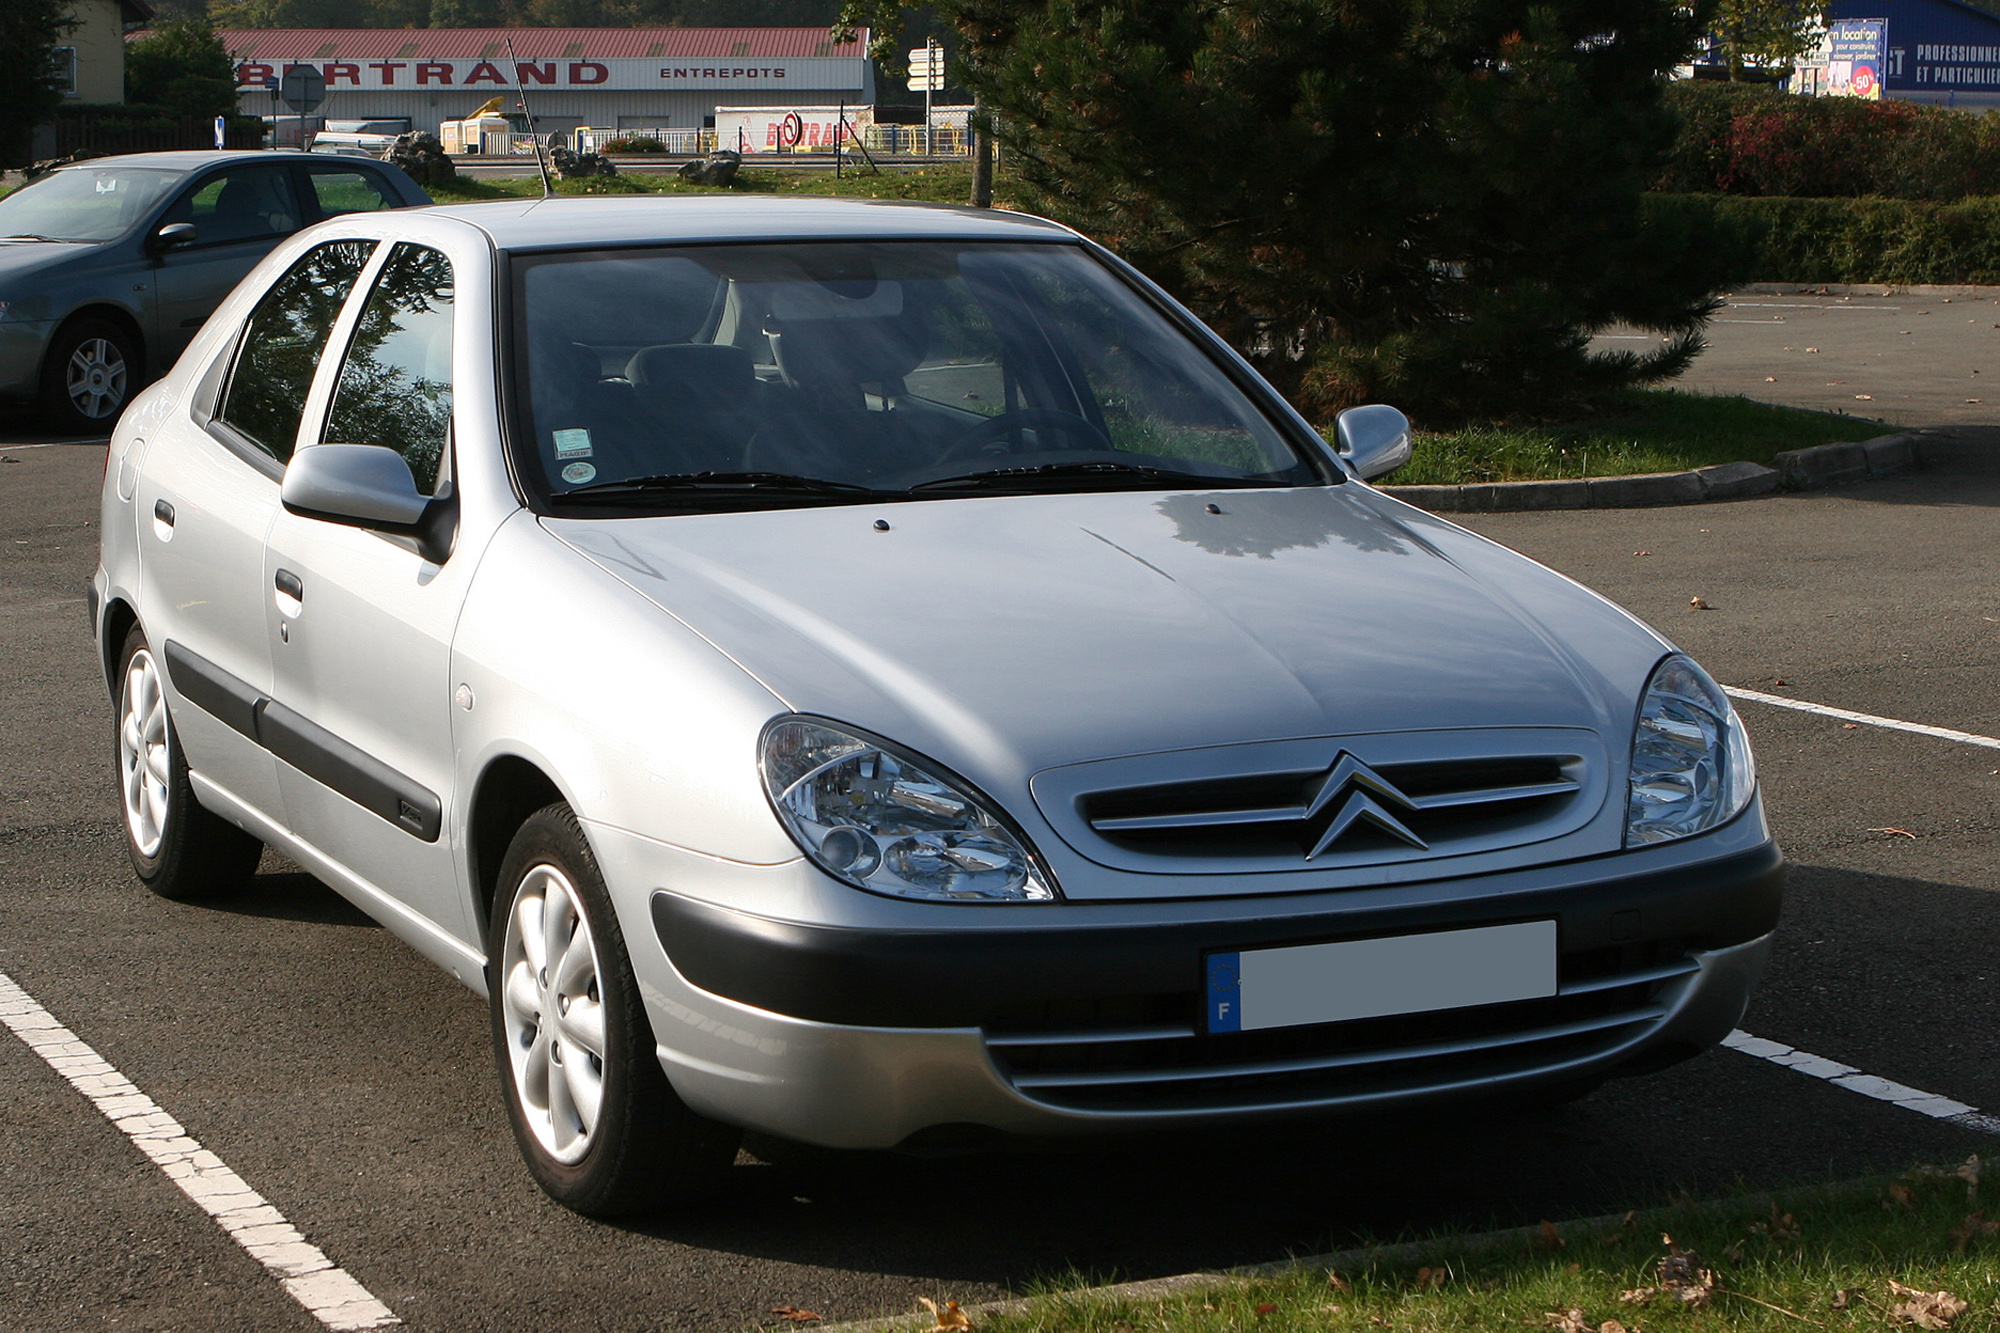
[1598,291,2000,428]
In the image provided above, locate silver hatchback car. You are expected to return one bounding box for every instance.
[92,197,1782,1217]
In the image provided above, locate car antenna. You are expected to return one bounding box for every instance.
[505,37,556,200]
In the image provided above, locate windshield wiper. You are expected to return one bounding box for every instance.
[556,469,891,502]
[910,460,1257,492]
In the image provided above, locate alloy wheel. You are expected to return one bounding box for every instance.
[67,337,127,420]
[119,648,170,859]
[500,863,609,1165]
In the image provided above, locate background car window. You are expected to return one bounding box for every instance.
[309,170,395,218]
[323,243,454,495]
[219,239,375,462]
[160,167,300,248]
[0,166,178,242]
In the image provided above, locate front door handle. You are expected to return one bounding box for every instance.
[153,499,174,527]
[274,568,304,618]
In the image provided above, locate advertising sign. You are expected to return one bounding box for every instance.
[235,56,866,93]
[715,105,872,154]
[1827,19,1887,98]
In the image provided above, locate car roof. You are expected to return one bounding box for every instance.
[54,150,378,173]
[425,195,1079,252]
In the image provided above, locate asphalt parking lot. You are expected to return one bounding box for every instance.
[6,297,2000,1332]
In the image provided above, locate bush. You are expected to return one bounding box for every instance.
[1660,82,2000,200]
[598,136,665,153]
[1647,191,2000,284]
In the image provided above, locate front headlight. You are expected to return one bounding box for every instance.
[760,718,1057,902]
[1625,654,1757,846]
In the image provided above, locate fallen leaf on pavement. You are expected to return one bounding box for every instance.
[1765,376,1777,382]
[1856,394,1876,400]
[1807,346,1821,352]
[1887,1280,1968,1328]
[917,1297,972,1333]
[1842,722,1860,730]
[1868,827,1918,839]
[771,1307,823,1323]
[1689,596,1710,610]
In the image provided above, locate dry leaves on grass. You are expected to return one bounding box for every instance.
[1949,1211,1998,1252]
[1328,1273,1353,1295]
[1749,1204,1801,1240]
[1620,1236,1716,1310]
[1887,1280,1969,1329]
[770,1307,823,1323]
[1538,1221,1568,1251]
[1543,1310,1635,1333]
[1887,1184,1919,1211]
[916,1297,972,1333]
[1411,1267,1447,1291]
[1254,1303,1278,1318]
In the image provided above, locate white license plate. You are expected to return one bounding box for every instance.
[1205,920,1557,1033]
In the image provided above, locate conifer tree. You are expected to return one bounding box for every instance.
[840,0,1745,421]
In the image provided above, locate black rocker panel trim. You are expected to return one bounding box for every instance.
[159,638,441,841]
[162,639,262,741]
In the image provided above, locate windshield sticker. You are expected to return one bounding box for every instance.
[560,461,596,485]
[552,428,592,460]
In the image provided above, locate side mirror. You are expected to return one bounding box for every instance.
[150,222,198,252]
[1334,403,1413,481]
[281,444,456,563]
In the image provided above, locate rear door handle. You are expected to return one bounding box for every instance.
[153,499,174,526]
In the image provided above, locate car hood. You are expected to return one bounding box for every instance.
[0,239,96,285]
[545,484,1672,802]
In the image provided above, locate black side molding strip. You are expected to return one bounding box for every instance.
[160,638,441,842]
[163,640,262,741]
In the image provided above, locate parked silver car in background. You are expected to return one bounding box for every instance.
[0,150,429,433]
[92,197,1782,1218]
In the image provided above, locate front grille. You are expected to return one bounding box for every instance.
[1028,729,1611,877]
[1085,754,1579,862]
[982,944,1694,1113]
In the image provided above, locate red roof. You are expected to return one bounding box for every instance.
[133,27,867,61]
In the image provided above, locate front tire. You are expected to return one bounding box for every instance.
[115,626,263,899]
[44,317,138,434]
[489,804,740,1217]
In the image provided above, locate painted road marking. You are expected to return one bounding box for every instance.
[1724,686,2000,752]
[1726,1030,2000,1135]
[0,970,399,1330]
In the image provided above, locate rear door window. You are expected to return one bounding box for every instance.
[217,239,375,462]
[307,168,396,219]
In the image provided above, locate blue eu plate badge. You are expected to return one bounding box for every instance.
[1206,952,1242,1033]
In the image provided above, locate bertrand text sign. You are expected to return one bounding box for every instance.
[234,56,866,93]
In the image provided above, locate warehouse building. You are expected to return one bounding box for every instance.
[1824,0,2000,108]
[218,26,874,139]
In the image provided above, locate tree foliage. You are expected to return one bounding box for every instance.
[0,0,77,169]
[840,0,1745,423]
[1711,0,1825,81]
[127,20,240,120]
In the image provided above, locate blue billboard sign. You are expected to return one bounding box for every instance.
[1828,19,1888,96]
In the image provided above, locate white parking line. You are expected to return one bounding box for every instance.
[0,970,399,1331]
[1723,686,2000,751]
[1725,1030,2000,1134]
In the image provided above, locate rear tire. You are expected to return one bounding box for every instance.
[489,803,741,1217]
[115,625,263,899]
[43,316,139,435]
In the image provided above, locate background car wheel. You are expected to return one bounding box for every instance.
[43,317,138,434]
[490,803,741,1218]
[115,626,263,899]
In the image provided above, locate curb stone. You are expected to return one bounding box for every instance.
[1378,432,1920,513]
[818,1172,1914,1333]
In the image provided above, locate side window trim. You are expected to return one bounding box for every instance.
[298,240,397,458]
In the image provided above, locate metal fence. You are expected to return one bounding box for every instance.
[55,112,262,156]
[571,125,977,158]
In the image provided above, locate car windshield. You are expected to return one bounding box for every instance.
[0,166,181,243]
[511,241,1324,511]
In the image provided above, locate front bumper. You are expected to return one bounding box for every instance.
[0,320,52,401]
[624,823,1781,1149]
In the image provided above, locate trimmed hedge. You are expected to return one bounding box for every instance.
[1647,191,2000,285]
[1660,82,2000,200]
